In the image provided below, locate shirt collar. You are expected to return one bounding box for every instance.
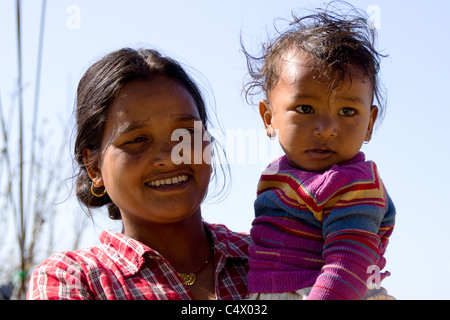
[99,229,153,277]
[99,222,249,278]
[206,222,249,261]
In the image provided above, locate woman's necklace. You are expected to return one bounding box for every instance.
[177,259,210,286]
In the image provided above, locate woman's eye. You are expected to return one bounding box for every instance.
[296,105,314,114]
[172,128,196,141]
[339,107,356,117]
[126,137,147,144]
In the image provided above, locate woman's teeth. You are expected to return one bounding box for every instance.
[148,175,188,187]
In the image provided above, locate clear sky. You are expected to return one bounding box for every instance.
[1,0,449,299]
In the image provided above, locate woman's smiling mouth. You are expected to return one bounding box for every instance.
[146,174,189,187]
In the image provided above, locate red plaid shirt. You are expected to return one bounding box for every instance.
[27,223,250,300]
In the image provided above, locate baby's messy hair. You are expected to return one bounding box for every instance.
[242,1,387,121]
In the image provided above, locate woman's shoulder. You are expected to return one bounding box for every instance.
[27,230,142,299]
[31,231,124,275]
[31,244,105,278]
[27,245,106,300]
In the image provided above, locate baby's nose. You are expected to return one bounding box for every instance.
[313,115,337,138]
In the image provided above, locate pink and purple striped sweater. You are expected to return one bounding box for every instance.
[248,152,395,300]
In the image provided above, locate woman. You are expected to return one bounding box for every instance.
[27,48,250,300]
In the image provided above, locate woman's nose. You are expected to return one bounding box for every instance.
[152,141,177,167]
[314,114,337,138]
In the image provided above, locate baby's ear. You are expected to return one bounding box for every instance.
[259,99,275,138]
[365,105,379,142]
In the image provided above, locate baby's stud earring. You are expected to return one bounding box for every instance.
[267,129,276,140]
[364,136,372,144]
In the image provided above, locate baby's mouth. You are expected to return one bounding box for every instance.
[311,149,332,153]
[306,148,335,159]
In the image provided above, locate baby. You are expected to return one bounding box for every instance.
[244,4,396,300]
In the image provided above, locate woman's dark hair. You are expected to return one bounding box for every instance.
[242,1,387,122]
[74,48,226,219]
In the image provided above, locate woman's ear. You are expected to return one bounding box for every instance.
[365,105,379,142]
[259,99,275,138]
[82,148,104,187]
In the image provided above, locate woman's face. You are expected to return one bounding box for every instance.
[85,76,211,226]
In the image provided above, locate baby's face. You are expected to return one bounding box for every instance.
[260,50,378,171]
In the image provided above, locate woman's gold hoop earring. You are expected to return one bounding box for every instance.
[91,182,107,197]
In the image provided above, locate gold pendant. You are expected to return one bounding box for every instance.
[178,272,196,286]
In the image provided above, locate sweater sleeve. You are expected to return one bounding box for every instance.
[306,163,389,300]
[307,229,382,299]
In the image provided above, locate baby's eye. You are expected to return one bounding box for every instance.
[339,107,356,117]
[296,105,314,114]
